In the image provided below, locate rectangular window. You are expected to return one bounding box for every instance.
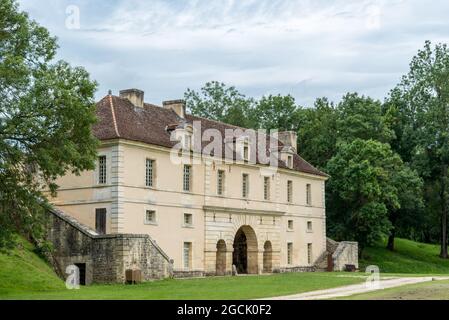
[243,144,249,161]
[242,174,249,198]
[146,159,155,187]
[98,156,107,184]
[184,213,193,226]
[217,170,225,196]
[306,183,312,205]
[287,243,293,265]
[145,210,156,224]
[287,180,293,203]
[287,155,293,168]
[184,134,192,150]
[95,208,106,235]
[307,221,313,232]
[308,243,313,265]
[183,242,192,269]
[288,220,294,230]
[264,176,270,200]
[183,165,192,192]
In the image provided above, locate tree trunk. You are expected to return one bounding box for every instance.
[387,213,397,251]
[440,169,448,259]
[387,230,395,251]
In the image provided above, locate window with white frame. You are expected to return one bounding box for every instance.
[183,165,192,192]
[146,159,155,187]
[98,155,107,184]
[287,180,293,203]
[264,176,270,200]
[184,213,193,227]
[145,210,156,224]
[287,243,293,265]
[242,173,249,198]
[217,170,225,196]
[183,242,192,269]
[306,183,312,205]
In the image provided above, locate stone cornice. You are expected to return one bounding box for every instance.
[203,205,285,216]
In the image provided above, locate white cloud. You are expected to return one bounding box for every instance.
[16,0,449,106]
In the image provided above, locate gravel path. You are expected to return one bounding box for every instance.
[265,276,449,300]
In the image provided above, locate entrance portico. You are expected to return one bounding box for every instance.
[203,206,282,276]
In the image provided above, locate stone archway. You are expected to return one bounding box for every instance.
[216,240,227,276]
[232,225,258,274]
[263,241,273,273]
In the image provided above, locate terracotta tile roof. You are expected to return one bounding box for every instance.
[93,95,328,177]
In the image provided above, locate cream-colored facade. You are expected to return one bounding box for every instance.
[51,91,328,275]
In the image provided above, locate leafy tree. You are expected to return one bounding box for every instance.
[394,41,449,258]
[386,166,424,251]
[336,93,394,144]
[0,0,98,249]
[184,81,255,128]
[297,97,338,169]
[326,139,404,255]
[251,94,301,131]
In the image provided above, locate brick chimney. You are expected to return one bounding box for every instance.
[163,100,186,119]
[119,89,144,108]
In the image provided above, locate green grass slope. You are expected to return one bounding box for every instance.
[0,238,365,300]
[360,238,449,274]
[0,237,65,295]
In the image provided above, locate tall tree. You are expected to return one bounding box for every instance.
[251,94,301,131]
[326,139,404,255]
[0,0,98,249]
[337,93,394,144]
[297,97,338,170]
[184,81,255,128]
[386,166,424,251]
[395,41,449,258]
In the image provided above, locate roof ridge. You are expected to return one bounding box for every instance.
[187,113,247,130]
[109,95,120,137]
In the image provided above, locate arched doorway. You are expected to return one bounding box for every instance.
[216,240,227,276]
[263,241,272,273]
[232,226,258,274]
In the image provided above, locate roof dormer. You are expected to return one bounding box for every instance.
[273,131,297,169]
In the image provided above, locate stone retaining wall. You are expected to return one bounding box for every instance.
[46,208,173,285]
[279,266,316,273]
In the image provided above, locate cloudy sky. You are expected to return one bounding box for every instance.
[17,0,449,106]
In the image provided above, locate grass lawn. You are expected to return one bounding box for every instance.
[360,238,449,274]
[1,273,367,300]
[4,236,449,300]
[0,237,366,300]
[341,279,449,300]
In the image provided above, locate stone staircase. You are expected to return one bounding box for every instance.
[313,238,358,272]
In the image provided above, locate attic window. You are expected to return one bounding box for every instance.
[184,134,192,150]
[287,155,293,168]
[243,144,249,161]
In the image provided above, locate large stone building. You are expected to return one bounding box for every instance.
[51,88,333,277]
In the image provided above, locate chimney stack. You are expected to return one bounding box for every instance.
[163,100,186,118]
[275,131,298,153]
[120,89,144,108]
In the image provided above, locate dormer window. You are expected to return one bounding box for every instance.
[184,134,192,151]
[240,137,250,162]
[287,155,293,168]
[243,144,249,161]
